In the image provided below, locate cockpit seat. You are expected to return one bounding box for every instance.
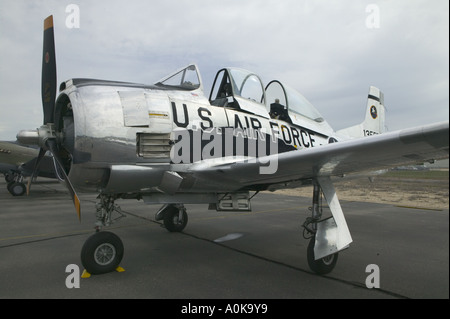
[210,97,228,107]
[270,100,291,122]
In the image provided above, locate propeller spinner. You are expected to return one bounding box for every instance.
[17,16,81,221]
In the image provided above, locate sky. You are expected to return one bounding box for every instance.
[0,0,448,140]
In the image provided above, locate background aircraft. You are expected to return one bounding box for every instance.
[16,16,449,276]
[0,141,55,196]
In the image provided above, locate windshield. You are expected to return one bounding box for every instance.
[155,64,201,90]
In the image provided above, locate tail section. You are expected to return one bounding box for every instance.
[337,86,386,138]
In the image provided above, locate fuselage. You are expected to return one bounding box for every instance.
[54,66,339,195]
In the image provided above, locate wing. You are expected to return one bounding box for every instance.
[0,141,38,167]
[188,121,449,190]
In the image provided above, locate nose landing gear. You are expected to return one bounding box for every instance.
[80,195,126,275]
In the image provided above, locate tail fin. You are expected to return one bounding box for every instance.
[337,86,386,138]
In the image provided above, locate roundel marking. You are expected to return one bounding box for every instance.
[370,105,378,119]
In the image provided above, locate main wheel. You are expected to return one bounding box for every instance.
[81,231,124,275]
[163,205,188,232]
[307,236,338,275]
[7,182,26,196]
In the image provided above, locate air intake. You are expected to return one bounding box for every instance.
[137,133,171,159]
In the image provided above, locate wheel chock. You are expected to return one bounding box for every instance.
[116,266,125,273]
[81,267,124,278]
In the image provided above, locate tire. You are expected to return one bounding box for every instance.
[307,236,338,275]
[163,205,188,232]
[81,232,124,275]
[4,173,15,183]
[7,182,26,196]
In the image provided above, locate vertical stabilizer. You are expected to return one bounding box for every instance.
[337,86,386,139]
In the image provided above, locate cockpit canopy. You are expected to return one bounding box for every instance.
[155,64,327,126]
[209,68,265,104]
[209,67,325,123]
[265,80,324,123]
[209,68,268,118]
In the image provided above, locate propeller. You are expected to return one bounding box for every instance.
[42,15,57,125]
[27,15,56,192]
[18,16,81,221]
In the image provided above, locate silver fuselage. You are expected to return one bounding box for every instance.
[57,77,335,197]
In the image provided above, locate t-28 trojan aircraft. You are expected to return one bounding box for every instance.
[17,16,449,275]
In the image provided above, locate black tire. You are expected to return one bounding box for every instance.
[7,182,26,196]
[307,236,338,275]
[4,173,15,183]
[163,205,188,232]
[81,231,124,275]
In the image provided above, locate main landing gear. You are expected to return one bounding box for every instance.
[302,182,337,275]
[302,178,352,275]
[4,172,26,197]
[155,204,188,232]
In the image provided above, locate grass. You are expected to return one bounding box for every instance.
[381,169,449,180]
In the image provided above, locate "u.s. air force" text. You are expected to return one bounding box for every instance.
[171,102,317,150]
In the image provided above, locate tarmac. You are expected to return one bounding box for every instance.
[0,177,448,300]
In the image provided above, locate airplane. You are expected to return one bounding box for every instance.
[0,141,56,196]
[16,16,449,276]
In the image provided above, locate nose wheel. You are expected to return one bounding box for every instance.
[81,231,124,275]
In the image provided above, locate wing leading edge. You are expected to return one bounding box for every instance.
[189,121,449,190]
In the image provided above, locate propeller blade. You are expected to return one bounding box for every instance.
[26,147,47,195]
[42,15,57,125]
[46,139,81,222]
